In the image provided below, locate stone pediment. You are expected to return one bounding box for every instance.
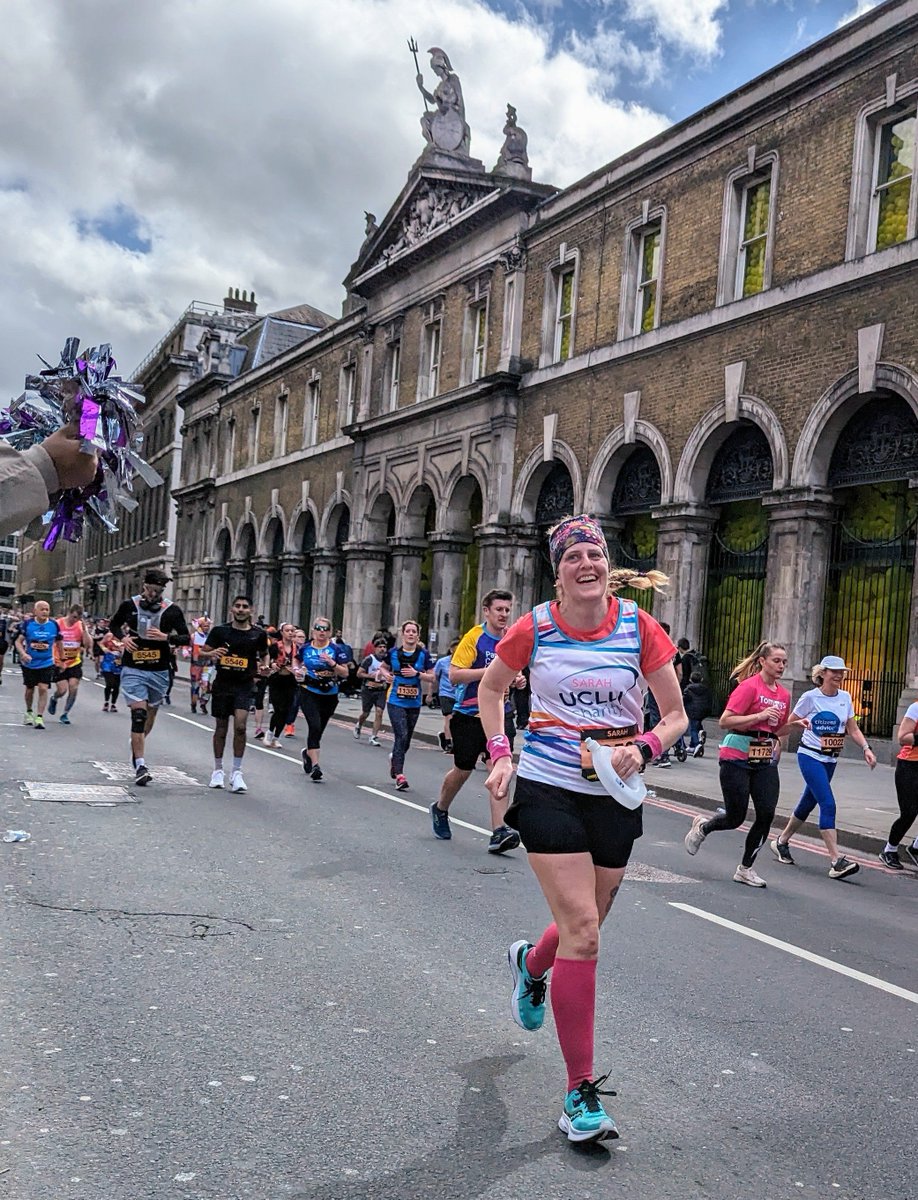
[349,169,501,287]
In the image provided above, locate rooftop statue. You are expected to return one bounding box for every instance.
[493,104,532,181]
[410,41,471,157]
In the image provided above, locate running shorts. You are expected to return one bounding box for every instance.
[504,775,643,869]
[451,710,516,772]
[21,665,54,687]
[120,667,170,708]
[211,684,256,720]
[439,695,455,716]
[360,686,387,713]
[54,664,83,683]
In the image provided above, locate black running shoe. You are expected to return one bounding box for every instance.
[904,845,918,869]
[301,749,311,775]
[828,856,859,879]
[770,838,795,865]
[488,825,521,854]
[878,850,903,871]
[135,764,152,787]
[311,764,324,783]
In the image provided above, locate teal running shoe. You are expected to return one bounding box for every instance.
[59,713,71,725]
[47,693,58,716]
[508,940,547,1031]
[559,1075,619,1143]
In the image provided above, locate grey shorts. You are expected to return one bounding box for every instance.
[120,668,170,708]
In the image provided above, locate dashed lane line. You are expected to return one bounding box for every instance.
[670,901,918,1005]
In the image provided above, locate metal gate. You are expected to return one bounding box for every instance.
[822,482,917,737]
[701,500,768,709]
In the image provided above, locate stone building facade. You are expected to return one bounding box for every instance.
[38,1,918,738]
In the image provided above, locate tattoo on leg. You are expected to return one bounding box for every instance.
[598,883,621,923]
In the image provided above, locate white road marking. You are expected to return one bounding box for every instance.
[358,785,490,834]
[670,902,918,1005]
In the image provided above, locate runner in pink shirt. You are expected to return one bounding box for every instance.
[684,641,803,887]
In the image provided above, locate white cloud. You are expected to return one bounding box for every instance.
[0,0,669,398]
[837,1,878,27]
[622,0,728,58]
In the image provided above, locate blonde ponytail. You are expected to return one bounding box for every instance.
[608,568,669,594]
[731,640,786,683]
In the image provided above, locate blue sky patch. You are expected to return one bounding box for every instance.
[75,204,152,254]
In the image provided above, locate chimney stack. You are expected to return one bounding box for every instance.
[223,286,257,314]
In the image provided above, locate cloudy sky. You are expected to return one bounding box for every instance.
[0,0,884,398]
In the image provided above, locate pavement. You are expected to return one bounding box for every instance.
[2,665,917,1199]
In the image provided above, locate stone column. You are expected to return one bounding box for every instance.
[201,564,221,621]
[761,489,836,694]
[386,538,427,628]
[651,504,717,644]
[250,556,274,619]
[226,559,247,607]
[311,550,339,622]
[342,545,388,643]
[428,533,471,647]
[279,554,306,625]
[477,525,540,615]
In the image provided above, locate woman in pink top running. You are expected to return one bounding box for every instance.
[684,641,802,886]
[478,514,686,1144]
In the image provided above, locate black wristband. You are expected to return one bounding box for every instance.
[628,740,654,766]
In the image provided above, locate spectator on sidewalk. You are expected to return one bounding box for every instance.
[683,670,713,757]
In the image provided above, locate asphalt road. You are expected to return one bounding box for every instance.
[1,671,916,1200]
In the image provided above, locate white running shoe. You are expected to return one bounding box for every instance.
[733,864,766,888]
[684,814,708,856]
[369,735,381,746]
[230,770,247,793]
[209,769,225,789]
[352,723,361,739]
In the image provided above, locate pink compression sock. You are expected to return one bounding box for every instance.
[550,956,598,1092]
[526,923,559,979]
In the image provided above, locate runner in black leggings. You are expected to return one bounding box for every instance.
[265,623,298,747]
[295,615,349,782]
[684,641,802,888]
[879,701,918,870]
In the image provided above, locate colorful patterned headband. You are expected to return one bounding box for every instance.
[548,514,609,576]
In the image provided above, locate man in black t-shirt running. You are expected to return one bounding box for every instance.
[199,595,269,793]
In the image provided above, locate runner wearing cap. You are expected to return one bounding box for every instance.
[771,655,875,879]
[353,635,390,745]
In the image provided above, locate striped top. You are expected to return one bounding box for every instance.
[518,599,646,794]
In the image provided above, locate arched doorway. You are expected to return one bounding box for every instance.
[457,482,483,634]
[212,528,231,620]
[298,514,317,631]
[700,424,774,705]
[610,446,662,614]
[534,461,575,602]
[822,395,918,736]
[237,523,257,604]
[266,518,284,625]
[331,507,350,635]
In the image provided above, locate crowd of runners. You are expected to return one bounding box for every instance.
[3,513,918,1146]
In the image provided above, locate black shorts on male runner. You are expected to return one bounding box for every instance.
[360,686,387,713]
[504,775,643,869]
[451,710,516,772]
[211,684,256,720]
[21,665,55,687]
[54,665,83,683]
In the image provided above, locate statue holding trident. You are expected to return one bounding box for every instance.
[409,40,471,157]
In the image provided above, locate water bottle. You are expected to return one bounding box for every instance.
[3,830,31,843]
[583,740,647,810]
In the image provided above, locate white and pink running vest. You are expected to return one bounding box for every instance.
[519,599,646,795]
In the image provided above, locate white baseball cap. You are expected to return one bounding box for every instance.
[818,655,848,670]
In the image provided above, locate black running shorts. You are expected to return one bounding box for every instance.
[211,684,255,720]
[451,710,516,772]
[54,665,83,682]
[504,775,643,869]
[21,665,55,687]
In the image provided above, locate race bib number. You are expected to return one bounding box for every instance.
[396,683,419,700]
[62,645,81,662]
[30,640,49,652]
[748,737,774,764]
[819,734,846,754]
[132,648,161,664]
[221,655,248,670]
[580,724,636,782]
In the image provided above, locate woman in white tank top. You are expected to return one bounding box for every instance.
[478,515,686,1145]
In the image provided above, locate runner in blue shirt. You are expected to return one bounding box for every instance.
[15,600,61,729]
[378,620,434,790]
[295,615,350,782]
